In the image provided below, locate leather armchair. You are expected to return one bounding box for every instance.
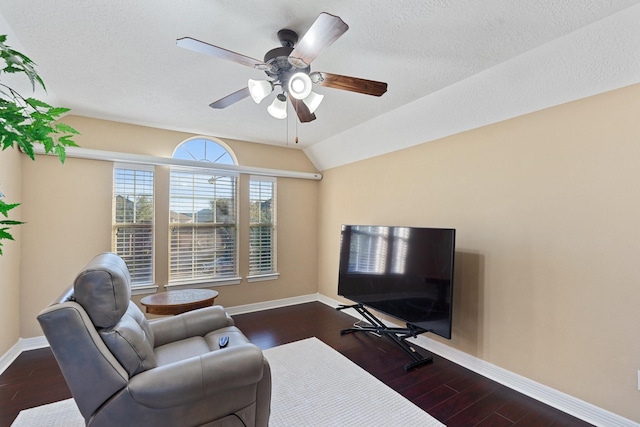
[37,253,271,427]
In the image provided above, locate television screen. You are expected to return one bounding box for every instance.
[338,225,456,339]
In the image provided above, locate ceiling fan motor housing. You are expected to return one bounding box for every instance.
[264,30,310,87]
[277,29,298,47]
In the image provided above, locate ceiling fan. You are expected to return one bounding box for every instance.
[176,12,388,123]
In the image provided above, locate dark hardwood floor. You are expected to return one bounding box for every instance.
[0,302,592,426]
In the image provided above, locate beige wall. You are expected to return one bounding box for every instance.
[317,83,640,422]
[8,85,640,421]
[0,147,22,355]
[19,116,319,338]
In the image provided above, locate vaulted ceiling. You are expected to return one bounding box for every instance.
[1,1,639,170]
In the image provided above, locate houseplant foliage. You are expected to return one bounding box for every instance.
[0,34,79,254]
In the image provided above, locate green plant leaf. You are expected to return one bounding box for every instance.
[25,97,53,110]
[0,220,23,225]
[55,122,79,134]
[54,144,66,163]
[0,200,20,217]
[1,36,46,92]
[48,107,71,118]
[58,134,79,147]
[0,227,15,255]
[17,137,36,160]
[0,227,15,240]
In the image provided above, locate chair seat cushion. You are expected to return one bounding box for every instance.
[154,326,251,367]
[155,336,211,366]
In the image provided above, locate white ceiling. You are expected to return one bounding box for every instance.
[1,1,639,171]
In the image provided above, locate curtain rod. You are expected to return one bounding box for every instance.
[33,145,323,181]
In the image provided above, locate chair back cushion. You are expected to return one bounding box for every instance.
[74,252,131,329]
[100,302,158,376]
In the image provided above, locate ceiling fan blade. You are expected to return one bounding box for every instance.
[290,97,316,123]
[209,87,251,109]
[311,72,388,97]
[288,13,348,68]
[177,37,268,69]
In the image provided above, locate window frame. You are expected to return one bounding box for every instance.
[167,166,241,288]
[112,163,156,290]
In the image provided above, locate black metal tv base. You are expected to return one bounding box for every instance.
[336,303,434,371]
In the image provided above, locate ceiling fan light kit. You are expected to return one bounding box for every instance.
[267,94,288,119]
[177,12,388,123]
[287,72,312,100]
[248,79,273,103]
[303,91,324,114]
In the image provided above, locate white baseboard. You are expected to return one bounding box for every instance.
[0,341,22,376]
[224,293,319,315]
[3,294,637,426]
[408,333,636,427]
[0,336,49,376]
[317,295,638,427]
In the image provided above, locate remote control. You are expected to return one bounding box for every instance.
[218,336,229,348]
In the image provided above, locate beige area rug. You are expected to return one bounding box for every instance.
[12,337,444,426]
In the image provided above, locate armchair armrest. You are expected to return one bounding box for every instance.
[127,344,265,408]
[150,305,232,347]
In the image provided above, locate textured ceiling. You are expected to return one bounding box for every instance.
[1,1,639,170]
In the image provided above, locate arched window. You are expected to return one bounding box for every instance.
[172,138,236,165]
[168,138,239,286]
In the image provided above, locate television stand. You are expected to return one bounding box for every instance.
[336,303,434,371]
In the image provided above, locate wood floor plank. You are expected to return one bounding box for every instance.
[445,386,514,426]
[428,380,500,421]
[476,412,516,427]
[401,363,468,401]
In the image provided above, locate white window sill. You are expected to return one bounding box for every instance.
[131,284,159,296]
[165,276,242,289]
[247,273,280,283]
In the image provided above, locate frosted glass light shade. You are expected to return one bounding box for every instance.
[267,94,287,119]
[302,91,324,114]
[248,79,273,104]
[287,72,312,100]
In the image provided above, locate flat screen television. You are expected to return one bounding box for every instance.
[338,225,456,339]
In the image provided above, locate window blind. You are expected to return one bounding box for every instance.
[348,226,388,274]
[169,168,238,284]
[112,165,154,286]
[249,177,276,276]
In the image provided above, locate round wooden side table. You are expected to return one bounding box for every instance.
[140,289,219,315]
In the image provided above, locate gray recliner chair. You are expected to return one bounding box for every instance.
[37,252,271,427]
